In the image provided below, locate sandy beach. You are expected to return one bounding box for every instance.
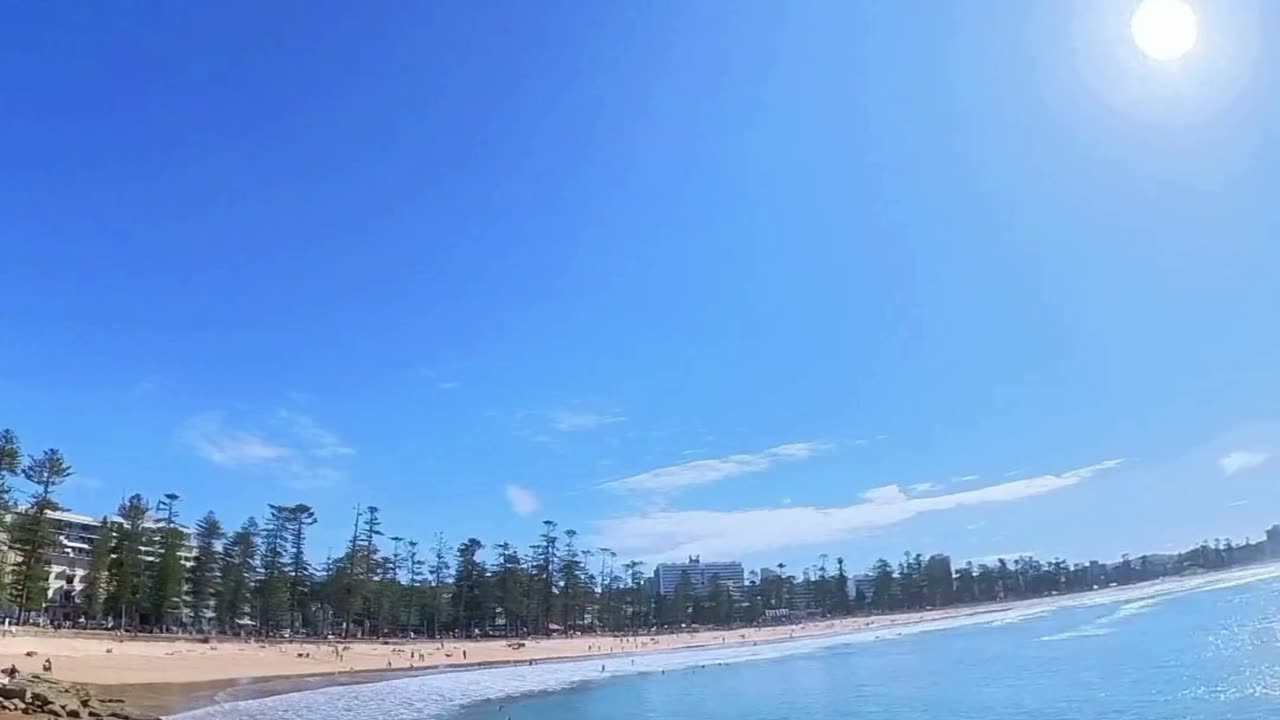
[9,565,1277,717]
[0,604,1005,687]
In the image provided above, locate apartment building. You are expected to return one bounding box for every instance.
[652,556,745,596]
[34,510,195,622]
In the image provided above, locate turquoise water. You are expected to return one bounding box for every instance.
[178,566,1280,720]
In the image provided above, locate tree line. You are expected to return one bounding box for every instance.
[1,428,1274,635]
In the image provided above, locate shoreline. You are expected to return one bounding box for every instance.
[20,563,1280,717]
[78,605,1017,716]
[72,602,1058,716]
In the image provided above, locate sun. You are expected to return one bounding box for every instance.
[1131,0,1198,61]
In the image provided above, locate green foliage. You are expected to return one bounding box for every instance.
[81,517,114,619]
[557,529,586,630]
[187,511,225,628]
[217,517,259,630]
[285,504,317,631]
[430,532,451,637]
[451,538,488,633]
[149,494,186,626]
[491,541,526,634]
[256,506,290,631]
[9,448,72,619]
[0,429,24,598]
[831,557,850,614]
[107,493,151,625]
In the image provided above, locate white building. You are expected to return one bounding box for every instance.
[36,510,195,622]
[653,557,745,596]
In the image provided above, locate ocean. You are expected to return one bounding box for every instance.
[175,564,1280,720]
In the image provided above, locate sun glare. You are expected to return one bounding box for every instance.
[1131,0,1198,61]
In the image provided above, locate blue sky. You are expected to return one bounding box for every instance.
[3,1,1279,573]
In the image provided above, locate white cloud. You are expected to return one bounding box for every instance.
[592,459,1124,560]
[181,413,293,466]
[908,482,941,494]
[1229,499,1250,507]
[1218,450,1270,477]
[505,484,540,516]
[952,474,981,483]
[181,410,354,488]
[547,409,627,432]
[437,381,461,390]
[66,474,105,492]
[600,442,826,495]
[275,410,354,458]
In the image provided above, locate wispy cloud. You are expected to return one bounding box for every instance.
[908,482,941,494]
[66,474,105,492]
[599,442,826,495]
[592,459,1124,560]
[420,369,461,391]
[547,409,627,432]
[1229,499,1250,507]
[181,410,354,489]
[505,484,540,516]
[275,410,355,458]
[1218,450,1270,477]
[181,413,293,466]
[952,474,981,483]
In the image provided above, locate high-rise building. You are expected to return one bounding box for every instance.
[653,556,745,596]
[851,573,877,598]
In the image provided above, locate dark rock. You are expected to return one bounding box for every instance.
[22,652,37,659]
[0,688,27,702]
[106,712,128,720]
[85,711,101,718]
[29,693,50,708]
[64,709,80,718]
[44,707,63,718]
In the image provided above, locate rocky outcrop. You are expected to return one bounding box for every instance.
[0,676,157,720]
